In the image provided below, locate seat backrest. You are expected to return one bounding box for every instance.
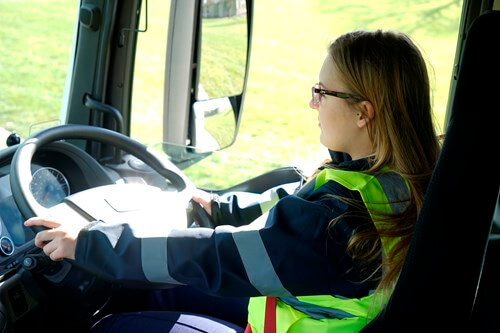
[361,10,500,332]
[471,232,500,331]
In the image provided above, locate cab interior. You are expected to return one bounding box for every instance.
[0,0,498,332]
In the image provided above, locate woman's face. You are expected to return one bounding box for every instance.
[309,55,370,159]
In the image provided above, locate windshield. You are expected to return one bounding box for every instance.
[0,0,463,190]
[131,0,463,189]
[0,0,79,148]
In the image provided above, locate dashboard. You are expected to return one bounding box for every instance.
[0,142,118,276]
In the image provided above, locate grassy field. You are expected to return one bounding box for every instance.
[0,0,77,138]
[0,0,463,189]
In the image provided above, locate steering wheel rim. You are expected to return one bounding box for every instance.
[10,124,188,220]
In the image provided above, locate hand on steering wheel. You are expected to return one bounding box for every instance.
[24,217,85,261]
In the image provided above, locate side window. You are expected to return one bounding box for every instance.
[0,1,79,146]
[130,1,170,148]
[131,0,463,190]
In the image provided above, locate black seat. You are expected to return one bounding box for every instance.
[361,11,500,332]
[471,233,500,331]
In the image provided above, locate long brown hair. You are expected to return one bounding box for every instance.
[327,30,440,292]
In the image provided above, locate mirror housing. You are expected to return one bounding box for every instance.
[163,0,253,164]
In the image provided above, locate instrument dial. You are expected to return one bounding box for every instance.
[29,167,70,208]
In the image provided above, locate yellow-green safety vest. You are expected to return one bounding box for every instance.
[247,167,409,333]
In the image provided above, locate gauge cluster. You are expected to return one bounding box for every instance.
[29,167,70,208]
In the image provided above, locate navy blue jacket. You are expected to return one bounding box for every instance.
[75,151,379,299]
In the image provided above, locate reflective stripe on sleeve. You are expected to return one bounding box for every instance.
[231,228,293,298]
[141,237,183,285]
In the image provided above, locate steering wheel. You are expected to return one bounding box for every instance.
[9,124,193,230]
[6,124,204,316]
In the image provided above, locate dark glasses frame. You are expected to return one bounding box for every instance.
[311,85,362,103]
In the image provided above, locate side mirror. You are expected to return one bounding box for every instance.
[163,0,253,165]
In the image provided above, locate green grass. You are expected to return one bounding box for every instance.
[0,0,463,189]
[0,0,77,138]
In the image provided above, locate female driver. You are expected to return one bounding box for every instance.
[25,30,440,332]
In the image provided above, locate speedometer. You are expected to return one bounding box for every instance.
[29,167,70,208]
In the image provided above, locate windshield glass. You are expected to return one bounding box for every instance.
[0,0,78,148]
[0,1,463,190]
[132,0,463,189]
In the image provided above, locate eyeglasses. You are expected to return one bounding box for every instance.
[311,84,362,104]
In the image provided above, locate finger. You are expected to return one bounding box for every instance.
[46,242,67,261]
[49,252,63,262]
[47,239,75,261]
[24,217,61,229]
[42,238,58,257]
[192,196,209,206]
[34,230,56,248]
[48,248,66,262]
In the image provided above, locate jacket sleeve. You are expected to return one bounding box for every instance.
[74,187,372,299]
[210,182,298,227]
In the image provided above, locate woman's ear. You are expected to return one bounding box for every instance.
[356,101,375,128]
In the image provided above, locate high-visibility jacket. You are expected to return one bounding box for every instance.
[246,167,409,333]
